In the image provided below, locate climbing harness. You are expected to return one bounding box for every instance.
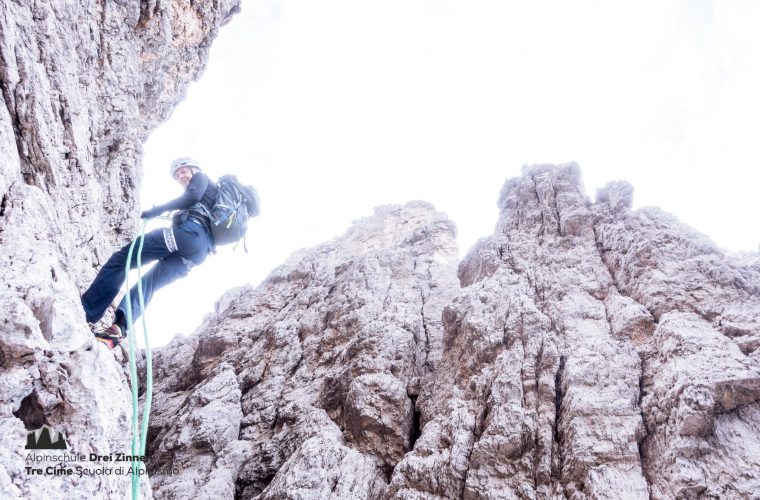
[123,220,153,500]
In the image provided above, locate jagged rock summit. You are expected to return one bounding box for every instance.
[147,201,460,498]
[142,164,760,500]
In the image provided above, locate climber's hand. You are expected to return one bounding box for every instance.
[141,207,162,219]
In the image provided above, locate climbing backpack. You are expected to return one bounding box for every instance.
[198,175,260,249]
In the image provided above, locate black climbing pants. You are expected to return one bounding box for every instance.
[81,220,212,329]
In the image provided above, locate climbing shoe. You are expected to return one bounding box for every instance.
[94,324,125,349]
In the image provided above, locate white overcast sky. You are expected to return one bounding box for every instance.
[133,0,760,348]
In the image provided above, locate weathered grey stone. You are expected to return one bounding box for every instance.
[389,165,650,499]
[0,1,240,498]
[640,312,760,498]
[145,202,460,499]
[595,180,633,213]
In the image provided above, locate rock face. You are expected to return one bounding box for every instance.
[144,165,760,499]
[0,1,239,498]
[385,165,760,500]
[146,202,460,499]
[2,4,759,500]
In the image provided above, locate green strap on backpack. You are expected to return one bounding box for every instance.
[190,174,260,250]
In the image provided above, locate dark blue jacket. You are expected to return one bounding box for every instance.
[149,172,218,234]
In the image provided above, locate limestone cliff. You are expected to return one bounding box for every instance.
[145,165,760,499]
[147,202,460,498]
[0,1,240,498]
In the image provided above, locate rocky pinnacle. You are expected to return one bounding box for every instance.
[147,165,759,499]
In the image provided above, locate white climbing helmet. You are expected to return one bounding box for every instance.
[169,157,201,178]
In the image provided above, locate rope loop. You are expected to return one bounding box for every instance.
[123,220,152,499]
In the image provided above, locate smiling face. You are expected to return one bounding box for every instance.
[173,166,194,188]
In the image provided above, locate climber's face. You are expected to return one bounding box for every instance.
[173,167,193,188]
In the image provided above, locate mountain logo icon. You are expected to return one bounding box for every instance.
[25,425,68,450]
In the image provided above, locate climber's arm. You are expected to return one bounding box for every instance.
[141,173,209,218]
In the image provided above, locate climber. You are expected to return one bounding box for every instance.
[81,158,217,348]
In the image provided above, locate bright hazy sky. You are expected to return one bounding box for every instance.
[134,0,760,347]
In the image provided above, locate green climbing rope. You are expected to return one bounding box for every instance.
[122,220,153,500]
